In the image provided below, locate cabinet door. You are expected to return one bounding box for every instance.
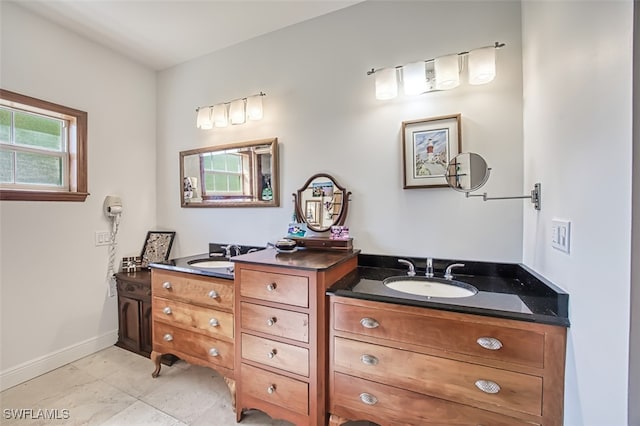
[118,295,141,352]
[141,299,153,355]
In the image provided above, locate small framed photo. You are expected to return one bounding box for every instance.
[140,231,176,268]
[287,222,307,238]
[402,114,461,189]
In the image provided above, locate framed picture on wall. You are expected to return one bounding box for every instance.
[140,231,176,268]
[402,114,461,189]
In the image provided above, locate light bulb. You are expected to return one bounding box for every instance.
[375,67,398,100]
[246,95,263,120]
[434,54,460,90]
[229,99,246,125]
[468,46,496,85]
[213,104,228,127]
[402,61,428,96]
[196,107,213,129]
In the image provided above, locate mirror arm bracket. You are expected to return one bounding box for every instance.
[466,183,541,210]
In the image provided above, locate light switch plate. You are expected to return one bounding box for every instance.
[551,219,571,253]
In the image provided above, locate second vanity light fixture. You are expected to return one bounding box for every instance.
[369,42,505,100]
[196,92,266,129]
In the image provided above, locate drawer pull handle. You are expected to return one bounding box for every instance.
[209,318,219,327]
[266,283,277,292]
[267,385,276,394]
[477,337,503,350]
[359,393,378,405]
[360,354,379,366]
[209,348,219,357]
[163,307,172,315]
[163,333,173,342]
[162,282,172,289]
[267,317,277,326]
[268,349,277,359]
[360,317,379,329]
[208,290,219,299]
[475,379,501,394]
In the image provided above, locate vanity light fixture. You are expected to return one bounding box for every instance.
[367,42,504,100]
[195,92,266,129]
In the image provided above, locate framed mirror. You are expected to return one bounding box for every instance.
[446,152,490,192]
[293,173,351,232]
[180,138,278,207]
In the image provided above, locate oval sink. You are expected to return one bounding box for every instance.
[188,260,234,269]
[383,276,477,298]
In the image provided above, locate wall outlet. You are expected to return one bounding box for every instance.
[551,219,571,253]
[95,231,110,246]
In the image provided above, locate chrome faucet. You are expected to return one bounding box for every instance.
[425,258,434,278]
[444,263,465,280]
[397,259,416,276]
[222,244,241,258]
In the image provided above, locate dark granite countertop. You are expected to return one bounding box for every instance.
[328,254,570,327]
[149,253,236,280]
[149,242,361,279]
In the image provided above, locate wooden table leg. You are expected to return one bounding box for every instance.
[223,376,236,412]
[329,414,350,426]
[150,351,162,378]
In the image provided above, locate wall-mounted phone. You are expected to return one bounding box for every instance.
[103,195,123,297]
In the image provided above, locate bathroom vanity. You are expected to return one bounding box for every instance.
[147,247,568,426]
[327,255,569,426]
[233,248,358,426]
[149,252,241,409]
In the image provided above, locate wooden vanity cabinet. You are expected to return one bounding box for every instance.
[235,254,357,426]
[328,296,567,426]
[115,271,155,357]
[149,269,236,409]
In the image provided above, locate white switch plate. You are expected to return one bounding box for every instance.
[95,231,110,246]
[551,219,571,253]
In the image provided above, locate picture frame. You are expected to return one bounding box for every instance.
[402,114,461,189]
[140,231,176,268]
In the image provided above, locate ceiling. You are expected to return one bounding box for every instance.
[11,0,361,70]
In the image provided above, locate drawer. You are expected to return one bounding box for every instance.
[240,302,309,343]
[116,279,151,300]
[331,372,536,426]
[241,363,308,416]
[153,321,233,370]
[239,269,308,308]
[152,270,233,310]
[241,333,309,377]
[333,301,544,369]
[333,337,542,416]
[153,296,233,340]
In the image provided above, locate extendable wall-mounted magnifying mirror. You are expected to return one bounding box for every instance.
[446,152,542,210]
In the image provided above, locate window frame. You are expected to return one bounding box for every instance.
[0,89,88,202]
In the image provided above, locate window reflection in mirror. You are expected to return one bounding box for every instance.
[180,138,278,207]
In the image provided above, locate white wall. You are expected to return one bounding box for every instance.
[0,2,157,389]
[156,1,525,262]
[629,2,639,424]
[521,1,634,425]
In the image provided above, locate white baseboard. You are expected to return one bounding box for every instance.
[0,330,118,392]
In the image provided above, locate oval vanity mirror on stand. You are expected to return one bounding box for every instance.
[290,173,353,250]
[446,152,542,210]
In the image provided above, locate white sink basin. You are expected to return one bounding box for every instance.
[383,276,477,298]
[188,260,234,269]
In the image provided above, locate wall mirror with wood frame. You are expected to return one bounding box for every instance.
[180,138,279,207]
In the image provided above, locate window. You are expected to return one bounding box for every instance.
[201,151,250,198]
[0,89,88,201]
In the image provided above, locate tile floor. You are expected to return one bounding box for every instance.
[0,346,304,425]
